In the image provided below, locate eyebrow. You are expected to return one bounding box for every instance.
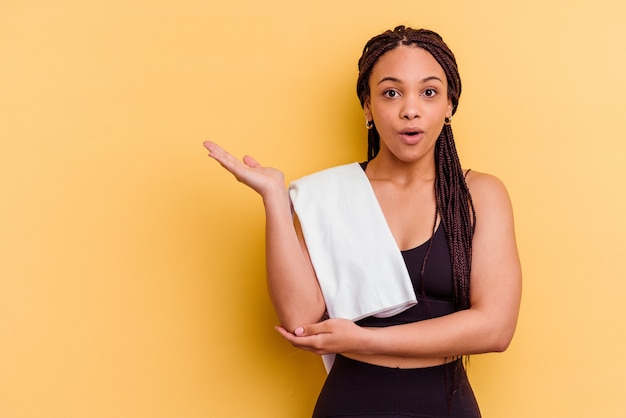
[377,76,444,85]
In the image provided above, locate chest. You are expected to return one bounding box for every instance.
[370,182,438,251]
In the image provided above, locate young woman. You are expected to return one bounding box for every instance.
[204,26,521,417]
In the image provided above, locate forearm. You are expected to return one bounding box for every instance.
[360,173,522,359]
[202,141,326,329]
[362,307,517,359]
[262,189,326,331]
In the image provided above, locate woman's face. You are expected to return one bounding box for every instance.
[364,45,452,165]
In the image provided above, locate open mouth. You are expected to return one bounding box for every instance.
[399,129,423,144]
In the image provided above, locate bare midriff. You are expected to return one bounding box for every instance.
[342,353,457,369]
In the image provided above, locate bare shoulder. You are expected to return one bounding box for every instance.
[463,170,513,220]
[464,169,507,196]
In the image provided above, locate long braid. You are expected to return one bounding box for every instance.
[436,125,476,310]
[356,26,476,311]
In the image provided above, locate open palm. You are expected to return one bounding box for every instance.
[203,141,285,197]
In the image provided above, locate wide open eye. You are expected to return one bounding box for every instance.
[423,88,437,98]
[383,89,400,98]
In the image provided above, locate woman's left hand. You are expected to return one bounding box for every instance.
[275,318,367,355]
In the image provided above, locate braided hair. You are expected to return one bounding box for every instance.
[356,26,476,311]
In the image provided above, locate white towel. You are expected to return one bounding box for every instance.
[288,162,417,322]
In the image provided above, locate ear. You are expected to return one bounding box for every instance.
[364,98,372,121]
[446,98,453,118]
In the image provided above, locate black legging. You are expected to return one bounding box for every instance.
[312,355,481,418]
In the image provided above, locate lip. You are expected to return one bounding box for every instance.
[398,128,424,145]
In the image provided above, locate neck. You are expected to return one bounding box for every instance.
[366,151,436,186]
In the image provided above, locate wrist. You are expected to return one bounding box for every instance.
[261,184,289,204]
[261,186,293,218]
[359,327,381,355]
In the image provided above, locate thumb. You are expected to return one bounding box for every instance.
[242,155,261,168]
[294,322,326,337]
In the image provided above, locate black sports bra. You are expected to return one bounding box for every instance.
[356,162,455,328]
[355,223,455,328]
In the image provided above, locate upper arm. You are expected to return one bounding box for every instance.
[293,214,327,315]
[293,214,317,276]
[466,172,522,344]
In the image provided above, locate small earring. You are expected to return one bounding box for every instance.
[366,120,374,129]
[444,116,452,125]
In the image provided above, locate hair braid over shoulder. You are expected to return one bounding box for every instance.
[356,26,476,310]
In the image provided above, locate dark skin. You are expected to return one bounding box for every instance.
[205,45,521,369]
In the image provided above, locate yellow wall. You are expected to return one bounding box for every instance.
[1,1,625,416]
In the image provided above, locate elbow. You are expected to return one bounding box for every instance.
[485,324,517,353]
[272,294,327,333]
[278,308,327,333]
[490,335,512,353]
[474,304,519,353]
[278,316,314,334]
[277,319,299,334]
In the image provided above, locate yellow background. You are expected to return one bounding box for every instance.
[1,1,625,416]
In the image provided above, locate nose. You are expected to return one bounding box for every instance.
[401,94,420,120]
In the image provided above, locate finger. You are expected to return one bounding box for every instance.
[203,141,246,174]
[295,323,327,337]
[202,140,218,153]
[275,327,304,347]
[275,329,329,354]
[243,155,261,169]
[275,326,310,343]
[204,141,235,165]
[203,140,230,160]
[274,326,293,338]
